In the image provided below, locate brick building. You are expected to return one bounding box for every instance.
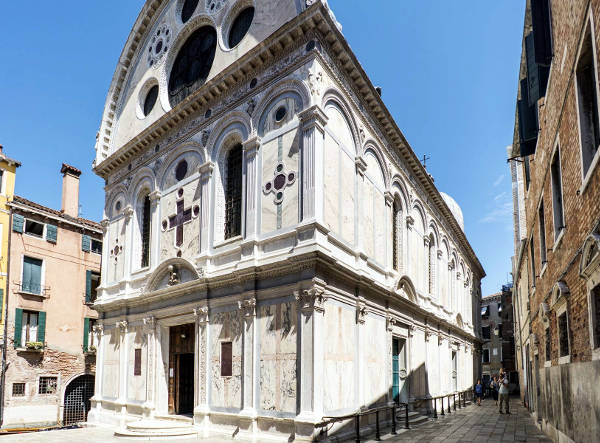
[509,0,600,441]
[0,164,102,429]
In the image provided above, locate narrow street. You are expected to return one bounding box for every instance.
[377,397,551,443]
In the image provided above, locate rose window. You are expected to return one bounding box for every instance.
[147,24,171,68]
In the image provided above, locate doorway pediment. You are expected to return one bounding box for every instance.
[144,258,202,294]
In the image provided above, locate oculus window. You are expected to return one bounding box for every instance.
[228,7,254,48]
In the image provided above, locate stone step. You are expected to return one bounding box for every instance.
[152,414,194,424]
[114,419,198,440]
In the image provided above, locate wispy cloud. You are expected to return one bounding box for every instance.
[493,174,504,187]
[494,191,507,202]
[479,201,512,224]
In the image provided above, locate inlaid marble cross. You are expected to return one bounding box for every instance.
[263,162,296,204]
[168,199,192,247]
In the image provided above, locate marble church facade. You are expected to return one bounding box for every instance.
[89,0,485,440]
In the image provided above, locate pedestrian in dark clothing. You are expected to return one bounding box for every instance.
[475,379,483,406]
[492,376,499,404]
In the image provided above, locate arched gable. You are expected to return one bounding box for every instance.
[323,99,356,154]
[428,220,440,243]
[253,79,309,132]
[159,143,205,189]
[208,115,250,161]
[321,88,359,149]
[363,142,389,188]
[391,175,409,210]
[128,167,156,203]
[143,257,202,294]
[411,200,427,233]
[580,233,600,278]
[364,148,386,190]
[106,186,128,219]
[395,275,418,305]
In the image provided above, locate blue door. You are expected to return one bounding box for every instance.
[393,338,400,403]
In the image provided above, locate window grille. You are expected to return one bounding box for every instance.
[141,195,151,268]
[12,383,25,396]
[392,202,399,271]
[39,377,58,395]
[545,328,551,361]
[558,313,569,357]
[225,145,242,239]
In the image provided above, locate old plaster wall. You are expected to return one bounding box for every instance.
[258,301,297,414]
[323,300,355,412]
[209,309,243,410]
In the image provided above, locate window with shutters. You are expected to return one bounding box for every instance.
[84,318,96,353]
[220,341,232,377]
[524,157,531,191]
[558,312,570,358]
[12,383,25,397]
[590,285,600,350]
[550,147,565,240]
[91,239,102,255]
[482,349,490,363]
[576,17,600,181]
[530,238,537,288]
[538,201,547,265]
[21,311,39,346]
[224,145,242,240]
[24,219,44,238]
[545,327,551,362]
[141,194,151,268]
[21,256,43,295]
[86,271,100,304]
[38,377,57,395]
[482,325,491,340]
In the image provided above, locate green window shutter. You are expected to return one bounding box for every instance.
[23,257,42,295]
[83,317,90,352]
[85,270,92,303]
[12,214,24,233]
[37,311,46,344]
[0,289,4,317]
[14,308,23,348]
[46,224,57,243]
[82,234,91,252]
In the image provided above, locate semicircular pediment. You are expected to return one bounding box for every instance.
[144,257,203,293]
[394,275,418,305]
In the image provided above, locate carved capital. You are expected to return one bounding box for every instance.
[124,205,134,221]
[425,327,432,342]
[298,105,328,132]
[406,215,415,229]
[384,191,394,206]
[355,156,367,176]
[386,315,398,331]
[356,301,367,324]
[437,249,443,259]
[448,262,455,271]
[199,161,215,180]
[408,324,416,337]
[143,316,156,333]
[100,219,110,234]
[456,272,461,280]
[423,235,431,247]
[93,324,104,339]
[238,297,257,318]
[116,320,128,333]
[194,306,209,324]
[243,136,261,157]
[149,190,162,203]
[295,288,327,313]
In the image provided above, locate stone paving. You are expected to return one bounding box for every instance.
[372,396,552,443]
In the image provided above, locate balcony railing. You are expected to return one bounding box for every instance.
[16,282,50,297]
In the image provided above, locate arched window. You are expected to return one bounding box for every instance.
[224,144,243,239]
[428,234,436,296]
[168,26,217,108]
[141,194,151,268]
[392,200,401,271]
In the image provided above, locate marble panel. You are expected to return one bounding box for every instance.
[210,310,243,409]
[127,326,147,402]
[362,182,374,258]
[108,219,125,283]
[281,129,299,229]
[374,190,385,265]
[102,329,120,399]
[364,315,386,406]
[340,152,355,244]
[323,133,339,233]
[259,302,297,413]
[325,105,355,152]
[261,138,278,234]
[324,303,355,412]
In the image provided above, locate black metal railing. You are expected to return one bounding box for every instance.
[316,388,474,442]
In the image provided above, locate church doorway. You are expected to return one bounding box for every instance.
[168,323,195,415]
[392,337,407,404]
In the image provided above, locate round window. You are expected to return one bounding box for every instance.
[115,201,122,212]
[181,0,199,23]
[143,85,159,117]
[175,160,188,181]
[228,7,255,49]
[275,106,287,122]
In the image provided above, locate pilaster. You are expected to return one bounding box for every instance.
[198,162,214,253]
[243,137,261,241]
[193,306,210,434]
[238,296,257,430]
[89,324,105,417]
[142,316,157,417]
[299,105,328,222]
[148,191,162,270]
[123,206,134,282]
[100,220,110,291]
[116,320,129,423]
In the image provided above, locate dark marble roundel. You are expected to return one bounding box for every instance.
[273,174,286,191]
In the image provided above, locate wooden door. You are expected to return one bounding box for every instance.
[168,324,195,415]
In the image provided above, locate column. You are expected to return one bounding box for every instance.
[296,287,327,422]
[243,137,260,242]
[123,206,134,285]
[298,105,328,222]
[193,306,210,432]
[116,320,129,423]
[142,316,157,417]
[407,324,415,401]
[357,297,367,407]
[89,324,105,419]
[198,162,214,253]
[238,296,257,428]
[148,191,162,270]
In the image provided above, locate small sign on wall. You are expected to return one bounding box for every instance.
[169,367,174,378]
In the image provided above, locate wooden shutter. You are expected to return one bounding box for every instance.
[82,234,91,252]
[531,0,553,65]
[83,317,90,352]
[14,308,23,348]
[23,257,42,295]
[525,33,550,107]
[518,78,539,156]
[85,270,92,303]
[12,214,24,233]
[0,289,4,319]
[37,311,46,344]
[46,224,57,243]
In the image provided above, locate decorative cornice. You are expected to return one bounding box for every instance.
[199,161,215,179]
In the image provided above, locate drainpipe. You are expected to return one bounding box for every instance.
[0,211,13,427]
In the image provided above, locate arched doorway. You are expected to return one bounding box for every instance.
[63,374,95,425]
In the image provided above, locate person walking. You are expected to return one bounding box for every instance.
[498,372,510,414]
[492,375,499,405]
[475,379,483,406]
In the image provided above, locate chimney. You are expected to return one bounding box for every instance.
[0,144,4,154]
[60,163,82,217]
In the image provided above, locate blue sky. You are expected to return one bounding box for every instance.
[0,1,524,296]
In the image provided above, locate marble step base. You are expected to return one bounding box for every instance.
[114,418,198,440]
